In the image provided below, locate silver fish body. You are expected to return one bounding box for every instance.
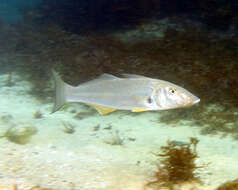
[52,71,200,114]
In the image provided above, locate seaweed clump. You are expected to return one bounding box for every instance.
[216,178,238,190]
[146,138,201,189]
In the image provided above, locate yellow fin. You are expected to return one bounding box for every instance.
[132,108,149,112]
[88,104,117,115]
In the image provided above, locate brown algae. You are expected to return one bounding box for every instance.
[146,138,201,189]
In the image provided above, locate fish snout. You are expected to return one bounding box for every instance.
[193,96,200,104]
[183,95,200,107]
[190,95,200,105]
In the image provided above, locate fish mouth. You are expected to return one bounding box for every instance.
[185,96,200,107]
[192,97,200,104]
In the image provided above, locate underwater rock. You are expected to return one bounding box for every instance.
[4,125,37,145]
[0,113,13,123]
[62,121,76,134]
[103,130,124,146]
[73,110,95,120]
[91,124,100,131]
[0,184,17,190]
[103,124,112,130]
[33,110,43,119]
[30,185,55,190]
[216,178,238,190]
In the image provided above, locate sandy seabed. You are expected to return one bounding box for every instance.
[0,73,238,190]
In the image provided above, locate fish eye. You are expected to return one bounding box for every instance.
[169,88,176,94]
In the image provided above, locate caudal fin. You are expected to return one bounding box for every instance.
[52,70,67,113]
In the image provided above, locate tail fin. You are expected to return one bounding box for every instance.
[52,70,67,113]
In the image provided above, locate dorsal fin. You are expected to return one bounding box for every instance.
[98,73,119,80]
[121,73,150,79]
[79,74,119,87]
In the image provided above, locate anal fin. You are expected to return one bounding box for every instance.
[88,104,117,115]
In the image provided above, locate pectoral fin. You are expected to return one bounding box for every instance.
[132,108,149,112]
[88,104,117,115]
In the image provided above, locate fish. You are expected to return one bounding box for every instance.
[52,71,200,115]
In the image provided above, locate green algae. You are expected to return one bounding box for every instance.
[158,104,238,140]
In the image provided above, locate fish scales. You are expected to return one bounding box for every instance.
[67,78,154,109]
[52,70,200,115]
